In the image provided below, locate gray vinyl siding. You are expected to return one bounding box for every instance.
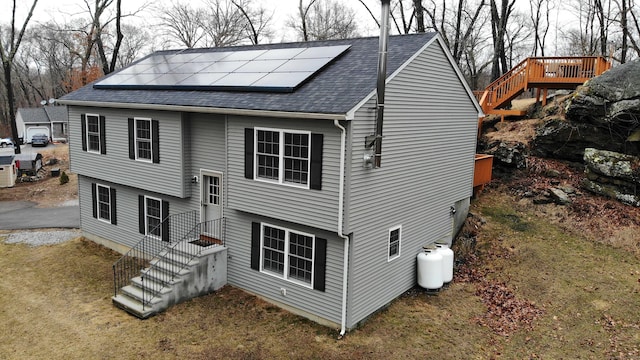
[69,106,188,198]
[78,175,193,249]
[345,41,478,327]
[185,113,227,213]
[226,116,341,232]
[225,209,344,325]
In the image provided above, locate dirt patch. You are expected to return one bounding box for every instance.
[0,144,77,207]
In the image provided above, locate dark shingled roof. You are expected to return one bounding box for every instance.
[61,33,437,115]
[18,106,68,123]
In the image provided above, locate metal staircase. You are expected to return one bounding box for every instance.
[112,211,226,318]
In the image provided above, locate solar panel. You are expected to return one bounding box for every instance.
[94,44,351,92]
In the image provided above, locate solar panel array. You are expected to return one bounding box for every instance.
[94,45,351,92]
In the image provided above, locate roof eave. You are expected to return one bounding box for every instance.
[56,99,348,121]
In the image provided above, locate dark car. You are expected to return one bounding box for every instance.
[31,134,50,147]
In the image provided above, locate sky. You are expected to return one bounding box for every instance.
[2,0,381,45]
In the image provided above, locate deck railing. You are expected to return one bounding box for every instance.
[112,210,198,300]
[477,56,611,114]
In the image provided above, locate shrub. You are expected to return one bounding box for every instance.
[59,171,69,185]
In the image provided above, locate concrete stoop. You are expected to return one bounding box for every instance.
[113,242,228,319]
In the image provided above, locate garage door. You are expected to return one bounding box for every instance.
[26,126,50,143]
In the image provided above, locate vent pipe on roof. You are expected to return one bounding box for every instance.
[373,0,391,168]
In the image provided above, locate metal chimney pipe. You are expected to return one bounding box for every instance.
[374,0,391,167]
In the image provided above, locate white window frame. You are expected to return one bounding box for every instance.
[134,117,153,162]
[254,127,311,189]
[96,184,112,223]
[85,113,101,154]
[388,225,402,262]
[260,222,315,288]
[144,195,163,239]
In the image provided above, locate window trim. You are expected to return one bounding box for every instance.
[144,195,163,239]
[259,222,315,289]
[254,127,311,189]
[134,117,153,163]
[95,184,112,224]
[388,225,402,262]
[85,113,101,154]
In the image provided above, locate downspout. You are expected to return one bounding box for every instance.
[334,119,349,338]
[374,0,391,168]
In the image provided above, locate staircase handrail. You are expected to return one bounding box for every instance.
[112,210,199,299]
[136,218,226,307]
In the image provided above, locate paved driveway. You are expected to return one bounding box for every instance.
[0,201,79,230]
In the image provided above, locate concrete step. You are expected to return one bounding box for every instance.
[112,294,156,319]
[131,276,173,296]
[140,267,184,285]
[148,259,193,276]
[165,241,204,257]
[121,285,162,305]
[154,250,199,267]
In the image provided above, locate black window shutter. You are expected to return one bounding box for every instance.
[138,195,145,234]
[250,222,261,270]
[128,118,135,159]
[99,116,106,154]
[310,133,323,190]
[161,200,169,242]
[110,188,117,225]
[314,237,327,292]
[91,183,97,218]
[244,128,254,179]
[152,120,160,163]
[81,114,87,151]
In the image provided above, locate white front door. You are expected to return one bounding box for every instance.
[200,170,223,238]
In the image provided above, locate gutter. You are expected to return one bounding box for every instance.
[333,119,350,338]
[56,99,348,121]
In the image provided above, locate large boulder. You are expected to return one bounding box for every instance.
[581,148,640,206]
[532,60,640,160]
[483,140,528,169]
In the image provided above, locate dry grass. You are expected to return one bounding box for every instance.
[0,144,77,207]
[1,187,639,359]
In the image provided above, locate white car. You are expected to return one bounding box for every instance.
[0,138,14,148]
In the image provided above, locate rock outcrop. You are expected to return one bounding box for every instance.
[581,148,640,206]
[531,60,640,161]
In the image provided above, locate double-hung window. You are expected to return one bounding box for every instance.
[388,225,402,261]
[81,114,106,154]
[129,117,159,163]
[138,195,169,241]
[255,128,310,187]
[91,183,116,225]
[135,118,152,161]
[260,223,315,286]
[251,222,327,291]
[145,196,162,237]
[245,127,323,190]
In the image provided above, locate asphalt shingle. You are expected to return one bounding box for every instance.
[61,33,436,115]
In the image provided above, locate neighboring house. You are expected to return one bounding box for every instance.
[16,106,69,143]
[59,33,481,331]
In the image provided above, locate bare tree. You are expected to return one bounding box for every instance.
[529,0,553,56]
[232,0,274,45]
[289,0,359,41]
[200,0,246,47]
[157,2,206,48]
[489,0,516,80]
[0,0,38,153]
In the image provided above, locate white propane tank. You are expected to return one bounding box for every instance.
[417,246,443,290]
[435,242,454,283]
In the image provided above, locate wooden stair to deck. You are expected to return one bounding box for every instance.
[476,56,612,123]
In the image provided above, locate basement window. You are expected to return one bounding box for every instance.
[388,225,401,261]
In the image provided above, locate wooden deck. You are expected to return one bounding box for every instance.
[476,56,612,117]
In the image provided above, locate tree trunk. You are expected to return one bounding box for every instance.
[4,62,21,154]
